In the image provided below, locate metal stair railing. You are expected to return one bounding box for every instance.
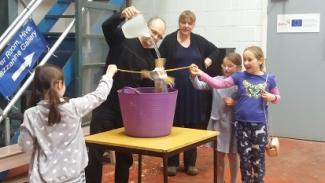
[0,0,37,44]
[0,18,76,125]
[38,0,75,33]
[0,0,42,146]
[0,0,43,52]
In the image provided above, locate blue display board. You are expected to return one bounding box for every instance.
[0,20,47,97]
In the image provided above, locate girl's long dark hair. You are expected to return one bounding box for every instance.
[29,64,64,126]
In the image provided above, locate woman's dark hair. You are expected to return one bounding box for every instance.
[29,64,64,126]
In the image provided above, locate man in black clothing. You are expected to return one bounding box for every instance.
[85,6,166,183]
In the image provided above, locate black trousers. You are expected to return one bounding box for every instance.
[167,123,201,169]
[167,147,197,169]
[85,117,133,183]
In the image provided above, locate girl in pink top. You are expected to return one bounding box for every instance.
[190,46,280,183]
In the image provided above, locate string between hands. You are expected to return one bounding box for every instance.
[117,66,191,74]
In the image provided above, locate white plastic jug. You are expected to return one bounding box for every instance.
[122,14,150,38]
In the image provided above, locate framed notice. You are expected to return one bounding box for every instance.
[277,13,320,33]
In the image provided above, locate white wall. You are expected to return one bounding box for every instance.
[19,0,268,55]
[132,0,268,56]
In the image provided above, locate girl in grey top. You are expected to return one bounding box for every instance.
[190,53,242,183]
[18,64,117,183]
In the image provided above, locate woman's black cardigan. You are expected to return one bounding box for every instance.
[159,30,221,71]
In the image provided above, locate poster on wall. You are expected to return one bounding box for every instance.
[0,20,47,97]
[277,13,320,33]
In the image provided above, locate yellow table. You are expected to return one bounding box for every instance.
[85,127,219,183]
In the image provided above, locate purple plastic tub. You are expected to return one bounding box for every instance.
[118,87,178,137]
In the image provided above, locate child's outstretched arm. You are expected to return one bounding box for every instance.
[190,76,210,90]
[189,64,235,89]
[69,64,117,117]
[189,64,211,90]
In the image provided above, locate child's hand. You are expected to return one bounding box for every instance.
[260,89,276,102]
[224,97,235,106]
[106,64,118,78]
[189,64,202,76]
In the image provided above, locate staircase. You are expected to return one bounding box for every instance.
[38,0,76,97]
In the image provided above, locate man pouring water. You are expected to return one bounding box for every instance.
[85,6,166,183]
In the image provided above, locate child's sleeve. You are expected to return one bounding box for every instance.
[70,75,114,117]
[269,75,281,104]
[200,72,235,89]
[190,76,210,90]
[18,113,35,153]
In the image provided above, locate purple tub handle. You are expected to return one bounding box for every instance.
[121,87,141,94]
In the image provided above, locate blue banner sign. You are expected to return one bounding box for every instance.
[0,20,47,97]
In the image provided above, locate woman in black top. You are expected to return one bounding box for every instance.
[159,10,221,176]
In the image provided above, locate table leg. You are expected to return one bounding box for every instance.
[163,156,168,183]
[138,154,142,183]
[213,140,217,183]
